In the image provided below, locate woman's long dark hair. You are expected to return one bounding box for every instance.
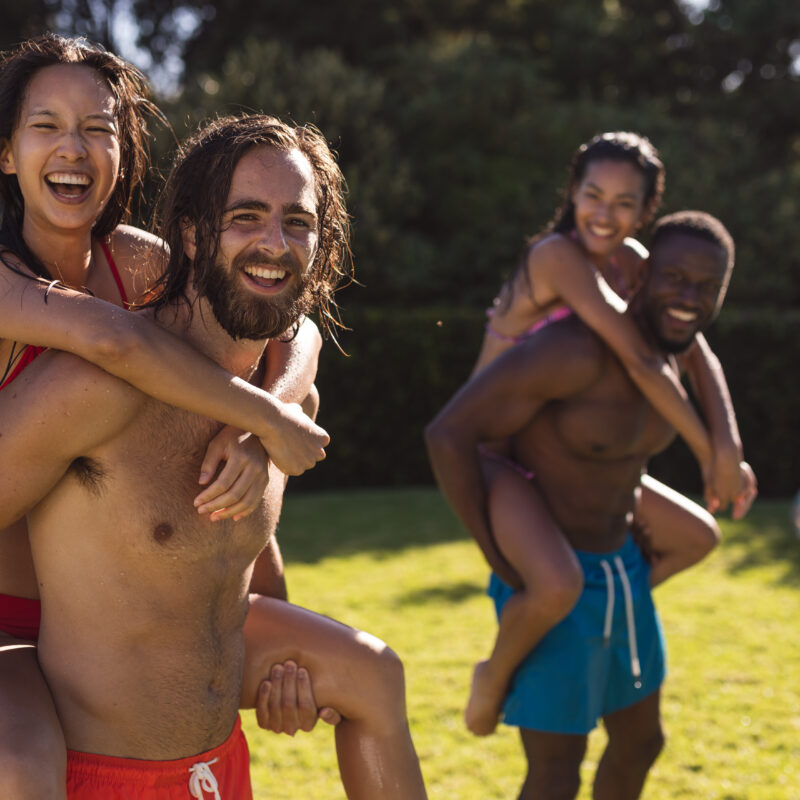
[0,34,164,384]
[0,33,164,277]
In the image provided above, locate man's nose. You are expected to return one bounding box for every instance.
[676,280,699,306]
[257,218,288,255]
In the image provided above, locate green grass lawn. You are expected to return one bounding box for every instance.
[245,489,800,799]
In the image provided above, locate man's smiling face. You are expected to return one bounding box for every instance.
[196,145,319,340]
[640,231,730,354]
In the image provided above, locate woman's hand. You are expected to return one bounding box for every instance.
[259,401,329,476]
[731,462,758,520]
[703,445,744,514]
[194,426,270,521]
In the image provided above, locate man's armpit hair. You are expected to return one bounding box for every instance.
[69,456,107,496]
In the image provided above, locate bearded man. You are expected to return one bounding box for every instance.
[0,115,427,800]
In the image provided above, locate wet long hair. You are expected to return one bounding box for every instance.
[147,114,353,339]
[0,33,164,279]
[499,131,665,309]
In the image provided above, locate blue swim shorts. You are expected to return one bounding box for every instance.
[488,534,667,735]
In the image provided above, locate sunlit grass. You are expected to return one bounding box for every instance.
[245,490,800,799]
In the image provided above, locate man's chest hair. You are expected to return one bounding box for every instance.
[67,401,268,556]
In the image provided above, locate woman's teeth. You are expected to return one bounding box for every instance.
[46,173,91,186]
[46,173,92,196]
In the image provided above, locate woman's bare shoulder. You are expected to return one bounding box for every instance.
[107,225,168,299]
[528,232,587,268]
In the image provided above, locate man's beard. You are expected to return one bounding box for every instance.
[641,302,698,355]
[201,250,314,341]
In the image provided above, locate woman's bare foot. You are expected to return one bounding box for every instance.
[464,660,506,736]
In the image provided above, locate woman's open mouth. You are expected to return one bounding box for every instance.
[45,172,93,202]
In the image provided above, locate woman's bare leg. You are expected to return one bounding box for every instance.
[465,464,583,736]
[635,475,720,588]
[241,597,427,800]
[0,636,66,799]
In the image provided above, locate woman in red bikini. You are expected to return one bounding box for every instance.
[454,131,757,735]
[0,35,427,799]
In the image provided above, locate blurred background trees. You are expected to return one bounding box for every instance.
[3,0,797,493]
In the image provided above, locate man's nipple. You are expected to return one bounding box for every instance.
[153,522,174,544]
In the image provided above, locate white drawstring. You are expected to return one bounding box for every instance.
[188,758,221,800]
[614,555,642,688]
[600,559,615,645]
[600,556,642,689]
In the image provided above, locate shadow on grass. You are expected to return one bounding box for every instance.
[397,580,485,607]
[718,500,800,587]
[281,490,800,589]
[279,486,468,564]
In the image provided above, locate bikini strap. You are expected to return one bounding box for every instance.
[98,239,130,309]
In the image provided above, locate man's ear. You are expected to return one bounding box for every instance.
[0,140,17,175]
[181,219,197,261]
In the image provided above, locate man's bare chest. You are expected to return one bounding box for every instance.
[540,359,677,464]
[58,401,270,564]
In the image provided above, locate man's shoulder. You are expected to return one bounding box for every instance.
[521,313,607,364]
[506,315,609,398]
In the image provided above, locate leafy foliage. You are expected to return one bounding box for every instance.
[4,1,795,490]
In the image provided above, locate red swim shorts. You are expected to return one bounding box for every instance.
[0,592,41,641]
[67,715,252,799]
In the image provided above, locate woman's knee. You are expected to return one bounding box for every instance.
[526,562,583,623]
[354,635,406,707]
[0,726,66,799]
[333,634,411,733]
[693,516,721,559]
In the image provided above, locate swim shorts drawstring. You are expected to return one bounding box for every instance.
[188,758,221,800]
[600,557,642,689]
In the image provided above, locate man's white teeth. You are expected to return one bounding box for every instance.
[244,266,286,280]
[667,308,697,322]
[47,173,91,186]
[588,225,615,237]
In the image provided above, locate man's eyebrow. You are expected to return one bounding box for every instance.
[224,200,270,214]
[224,199,317,217]
[284,201,317,218]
